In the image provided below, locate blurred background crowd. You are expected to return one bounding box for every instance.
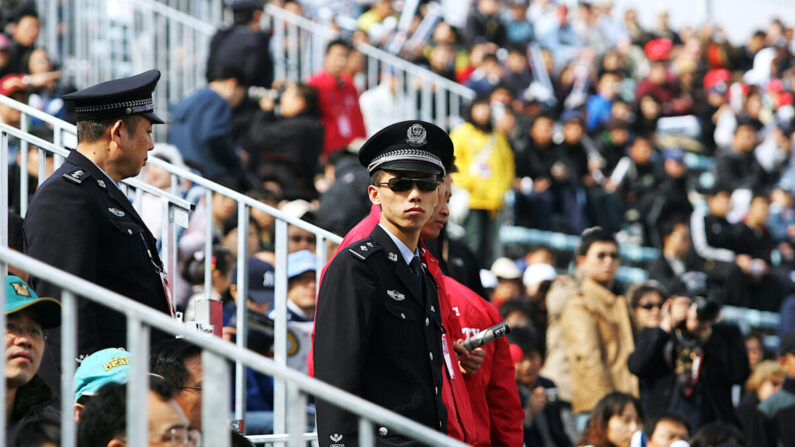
[5,0,795,446]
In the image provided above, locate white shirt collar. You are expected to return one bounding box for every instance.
[378,224,418,265]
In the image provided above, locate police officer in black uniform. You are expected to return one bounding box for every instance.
[314,121,454,446]
[24,70,172,362]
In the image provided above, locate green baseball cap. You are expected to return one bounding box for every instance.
[73,348,130,403]
[6,275,60,329]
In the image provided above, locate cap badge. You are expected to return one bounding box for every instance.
[330,433,344,447]
[387,289,406,301]
[108,207,125,217]
[10,281,31,297]
[406,123,427,147]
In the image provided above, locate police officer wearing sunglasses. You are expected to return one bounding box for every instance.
[314,121,453,446]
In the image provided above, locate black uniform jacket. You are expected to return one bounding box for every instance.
[314,225,447,447]
[23,150,171,357]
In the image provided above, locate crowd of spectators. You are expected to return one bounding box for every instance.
[6,0,795,446]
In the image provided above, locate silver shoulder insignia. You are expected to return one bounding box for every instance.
[96,179,106,189]
[388,252,398,262]
[63,168,89,184]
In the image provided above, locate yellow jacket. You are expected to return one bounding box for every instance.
[450,122,515,212]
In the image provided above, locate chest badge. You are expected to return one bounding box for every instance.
[387,289,405,301]
[108,207,125,217]
[388,252,398,262]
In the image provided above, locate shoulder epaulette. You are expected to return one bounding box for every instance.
[62,167,91,185]
[347,239,381,261]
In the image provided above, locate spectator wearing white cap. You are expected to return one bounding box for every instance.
[269,249,316,373]
[523,262,558,298]
[490,257,523,308]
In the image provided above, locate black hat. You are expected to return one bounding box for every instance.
[358,120,454,176]
[230,0,263,12]
[779,331,795,357]
[63,70,164,124]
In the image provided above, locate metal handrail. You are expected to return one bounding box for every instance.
[0,247,469,447]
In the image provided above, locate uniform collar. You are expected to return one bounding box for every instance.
[377,223,418,265]
[86,157,122,191]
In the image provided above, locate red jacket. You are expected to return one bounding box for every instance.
[443,276,524,446]
[307,69,367,155]
[309,205,477,444]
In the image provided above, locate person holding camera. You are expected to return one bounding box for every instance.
[628,275,750,432]
[242,82,325,201]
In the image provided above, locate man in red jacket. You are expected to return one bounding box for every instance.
[307,38,367,156]
[420,177,524,446]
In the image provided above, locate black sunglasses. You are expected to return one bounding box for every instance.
[638,302,662,310]
[378,177,440,192]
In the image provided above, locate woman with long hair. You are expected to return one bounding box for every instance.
[577,392,643,447]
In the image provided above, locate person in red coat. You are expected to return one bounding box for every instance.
[307,38,367,156]
[420,177,524,446]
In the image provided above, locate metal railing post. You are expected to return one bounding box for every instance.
[234,204,249,422]
[204,188,213,301]
[0,262,5,447]
[60,291,78,447]
[126,317,150,447]
[202,350,231,447]
[359,418,375,447]
[272,219,289,434]
[0,128,6,446]
[286,384,307,447]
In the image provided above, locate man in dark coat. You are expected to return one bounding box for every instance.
[628,294,750,432]
[314,121,456,446]
[23,70,173,363]
[206,0,272,88]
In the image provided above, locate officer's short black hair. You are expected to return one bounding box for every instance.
[150,339,202,389]
[575,226,617,258]
[660,217,687,241]
[208,64,248,85]
[370,169,386,186]
[77,377,175,447]
[326,38,352,55]
[76,115,140,143]
[644,410,690,439]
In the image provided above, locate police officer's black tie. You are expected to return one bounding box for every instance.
[409,255,423,297]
